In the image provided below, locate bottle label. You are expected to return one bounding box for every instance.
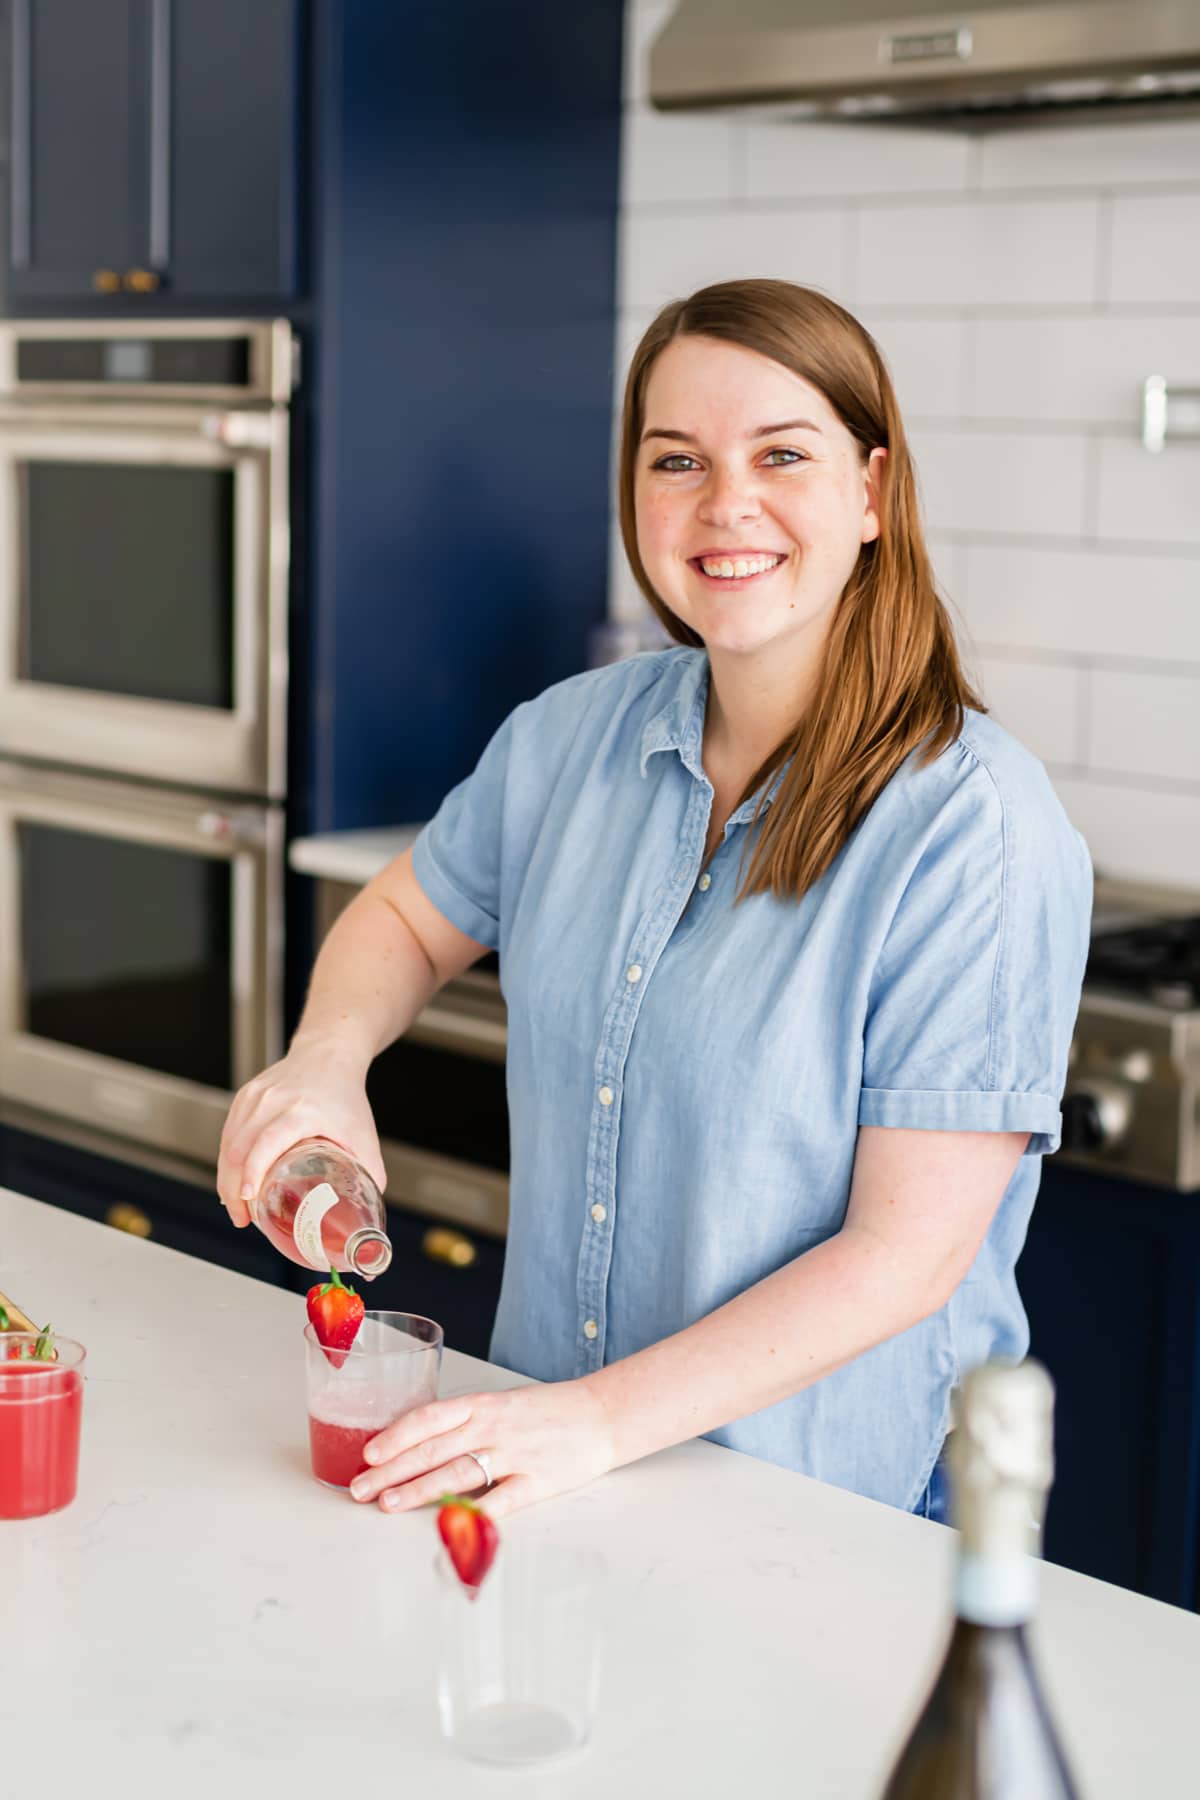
[292,1182,341,1270]
[955,1551,1037,1627]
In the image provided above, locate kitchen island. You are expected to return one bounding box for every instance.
[3,1188,1198,1799]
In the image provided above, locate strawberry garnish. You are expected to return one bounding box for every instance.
[306,1269,363,1367]
[437,1493,499,1594]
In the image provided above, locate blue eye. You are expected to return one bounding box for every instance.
[653,454,699,473]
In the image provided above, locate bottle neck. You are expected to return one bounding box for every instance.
[345,1227,392,1279]
[955,1549,1038,1628]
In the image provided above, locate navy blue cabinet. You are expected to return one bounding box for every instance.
[1020,1161,1200,1610]
[5,0,301,309]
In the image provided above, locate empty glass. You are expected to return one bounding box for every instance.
[436,1534,606,1765]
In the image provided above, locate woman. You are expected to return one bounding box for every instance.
[218,280,1091,1523]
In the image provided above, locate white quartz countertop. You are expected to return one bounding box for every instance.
[289,826,423,885]
[4,1189,1199,1799]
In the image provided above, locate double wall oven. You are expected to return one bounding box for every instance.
[0,321,293,1170]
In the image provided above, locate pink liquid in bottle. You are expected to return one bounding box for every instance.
[251,1139,392,1279]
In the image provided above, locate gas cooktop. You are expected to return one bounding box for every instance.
[1086,914,1200,1011]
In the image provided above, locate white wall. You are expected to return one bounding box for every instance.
[612,0,1200,891]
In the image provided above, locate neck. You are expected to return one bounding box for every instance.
[703,647,814,780]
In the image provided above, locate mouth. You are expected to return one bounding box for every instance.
[688,551,787,585]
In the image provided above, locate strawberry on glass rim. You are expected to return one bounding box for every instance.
[438,1494,499,1595]
[306,1268,364,1369]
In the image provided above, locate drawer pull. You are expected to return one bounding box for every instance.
[422,1226,477,1270]
[106,1202,152,1239]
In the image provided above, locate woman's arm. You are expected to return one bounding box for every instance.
[350,1124,1029,1516]
[216,848,489,1217]
[584,1123,1029,1468]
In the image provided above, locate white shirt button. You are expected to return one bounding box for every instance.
[583,1319,599,1340]
[598,1085,614,1106]
[626,963,642,984]
[697,873,712,892]
[591,1203,607,1223]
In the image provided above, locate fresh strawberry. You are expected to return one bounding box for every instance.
[437,1494,499,1593]
[306,1269,363,1367]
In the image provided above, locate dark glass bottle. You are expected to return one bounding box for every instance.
[881,1361,1080,1800]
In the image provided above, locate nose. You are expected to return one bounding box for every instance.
[697,464,761,529]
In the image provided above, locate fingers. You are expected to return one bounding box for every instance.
[476,1475,535,1523]
[362,1397,475,1467]
[358,1448,497,1513]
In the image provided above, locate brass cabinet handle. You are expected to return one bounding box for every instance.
[105,1202,153,1238]
[92,268,122,293]
[421,1226,477,1269]
[124,267,161,293]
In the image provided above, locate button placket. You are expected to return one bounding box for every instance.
[575,771,713,1372]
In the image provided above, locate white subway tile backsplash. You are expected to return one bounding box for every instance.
[744,119,972,202]
[1088,668,1200,783]
[861,315,967,418]
[910,427,1090,538]
[1110,194,1200,305]
[960,543,1200,664]
[975,654,1082,767]
[855,198,1100,308]
[979,118,1200,192]
[619,204,849,312]
[1095,437,1200,547]
[971,316,1200,426]
[1052,774,1200,888]
[621,105,741,209]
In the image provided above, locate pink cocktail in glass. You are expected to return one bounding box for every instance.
[304,1312,442,1492]
[0,1337,86,1520]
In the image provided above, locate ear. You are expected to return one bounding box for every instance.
[861,447,888,545]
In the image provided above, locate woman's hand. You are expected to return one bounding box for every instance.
[215,1034,385,1226]
[348,1379,616,1521]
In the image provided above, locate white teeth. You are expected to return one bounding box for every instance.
[698,554,782,579]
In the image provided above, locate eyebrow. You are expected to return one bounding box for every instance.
[641,419,824,445]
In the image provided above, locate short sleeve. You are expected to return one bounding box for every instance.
[857,757,1092,1157]
[409,711,516,951]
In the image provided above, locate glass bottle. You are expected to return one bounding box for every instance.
[880,1360,1080,1800]
[250,1138,392,1279]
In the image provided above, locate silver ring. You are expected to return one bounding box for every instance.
[464,1449,493,1491]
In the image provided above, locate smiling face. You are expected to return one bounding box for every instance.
[634,334,886,677]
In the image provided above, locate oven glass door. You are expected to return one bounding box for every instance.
[0,763,282,1163]
[22,457,235,709]
[0,408,287,797]
[20,819,233,1089]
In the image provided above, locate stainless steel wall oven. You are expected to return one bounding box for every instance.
[0,320,293,1170]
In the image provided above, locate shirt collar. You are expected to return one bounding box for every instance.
[638,650,710,781]
[639,649,789,816]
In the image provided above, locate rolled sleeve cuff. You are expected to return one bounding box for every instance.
[857,1087,1062,1156]
[410,833,501,951]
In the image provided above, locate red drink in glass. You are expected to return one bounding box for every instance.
[0,1339,86,1520]
[308,1414,377,1489]
[303,1313,443,1493]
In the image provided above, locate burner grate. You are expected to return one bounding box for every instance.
[1086,915,1200,1006]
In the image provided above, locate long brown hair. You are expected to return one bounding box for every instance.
[618,279,983,903]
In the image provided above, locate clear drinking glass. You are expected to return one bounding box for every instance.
[0,1336,86,1520]
[436,1536,606,1765]
[304,1310,442,1490]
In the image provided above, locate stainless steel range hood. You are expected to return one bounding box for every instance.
[649,0,1200,126]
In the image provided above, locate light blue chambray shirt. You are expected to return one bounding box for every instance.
[411,648,1092,1511]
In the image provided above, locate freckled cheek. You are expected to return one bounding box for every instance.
[635,498,686,573]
